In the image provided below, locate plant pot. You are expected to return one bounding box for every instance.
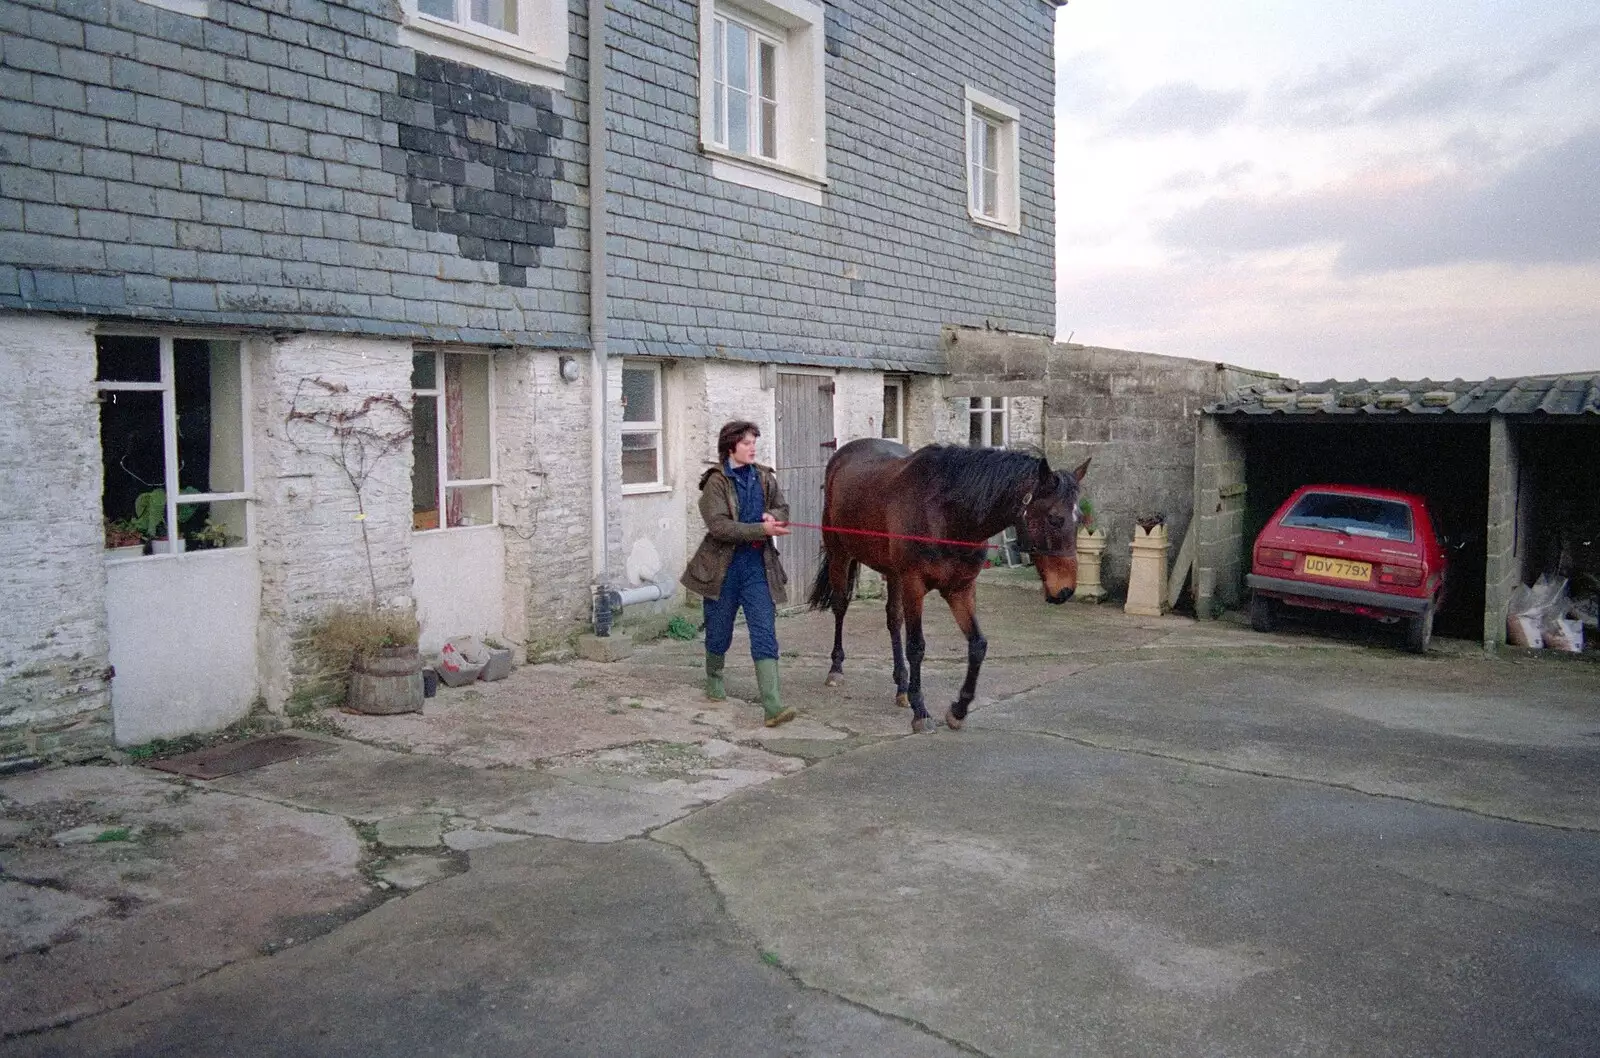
[347,645,424,714]
[479,646,514,682]
[106,544,144,559]
[1124,523,1170,617]
[148,537,186,555]
[1074,527,1107,603]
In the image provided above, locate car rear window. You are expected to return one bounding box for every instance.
[1280,492,1414,542]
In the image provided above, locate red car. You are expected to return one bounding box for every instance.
[1246,484,1447,653]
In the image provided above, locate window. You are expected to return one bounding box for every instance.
[711,13,780,161]
[399,0,568,89]
[699,0,827,203]
[620,362,665,492]
[969,396,1007,448]
[882,378,905,444]
[96,335,251,555]
[964,87,1021,233]
[412,351,497,530]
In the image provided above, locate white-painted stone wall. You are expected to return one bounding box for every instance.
[0,316,113,760]
[252,335,417,711]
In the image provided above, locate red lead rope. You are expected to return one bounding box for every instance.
[779,521,1001,552]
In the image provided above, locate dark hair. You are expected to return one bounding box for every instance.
[717,420,760,463]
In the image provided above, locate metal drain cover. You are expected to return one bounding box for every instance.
[147,734,337,780]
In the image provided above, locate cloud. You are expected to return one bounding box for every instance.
[1155,126,1600,272]
[1103,81,1249,137]
[1362,63,1486,121]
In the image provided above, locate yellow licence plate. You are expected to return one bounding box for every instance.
[1302,555,1372,582]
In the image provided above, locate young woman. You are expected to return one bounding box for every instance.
[680,420,795,726]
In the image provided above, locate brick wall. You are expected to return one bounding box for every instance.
[0,316,113,761]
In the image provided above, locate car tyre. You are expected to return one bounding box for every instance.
[1404,603,1435,654]
[1249,594,1277,634]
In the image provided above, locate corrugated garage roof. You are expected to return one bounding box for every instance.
[1205,374,1600,417]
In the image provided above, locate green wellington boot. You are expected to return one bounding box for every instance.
[704,652,727,701]
[755,658,795,727]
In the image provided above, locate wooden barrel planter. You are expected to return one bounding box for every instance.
[347,645,425,715]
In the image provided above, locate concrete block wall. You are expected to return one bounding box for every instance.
[0,0,588,345]
[0,316,113,761]
[1482,416,1521,648]
[1192,415,1249,614]
[605,0,1057,371]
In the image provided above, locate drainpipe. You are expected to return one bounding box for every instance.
[587,0,608,583]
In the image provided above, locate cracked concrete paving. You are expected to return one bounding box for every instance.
[3,578,1599,1055]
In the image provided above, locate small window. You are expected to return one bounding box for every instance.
[969,396,1007,448]
[621,362,665,491]
[413,351,497,530]
[699,0,827,202]
[97,335,251,556]
[399,0,568,89]
[882,378,905,444]
[964,87,1021,233]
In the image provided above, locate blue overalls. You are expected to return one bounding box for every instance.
[703,461,780,662]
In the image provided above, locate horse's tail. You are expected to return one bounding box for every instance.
[807,549,859,611]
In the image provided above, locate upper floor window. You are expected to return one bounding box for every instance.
[96,335,251,557]
[969,396,1007,448]
[400,0,568,90]
[882,378,905,444]
[621,362,665,492]
[413,351,497,530]
[698,0,827,204]
[964,86,1021,233]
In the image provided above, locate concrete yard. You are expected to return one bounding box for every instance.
[3,579,1597,1057]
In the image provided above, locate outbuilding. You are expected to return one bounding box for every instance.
[1192,375,1600,648]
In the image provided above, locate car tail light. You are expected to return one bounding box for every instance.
[1255,546,1297,570]
[1378,563,1423,587]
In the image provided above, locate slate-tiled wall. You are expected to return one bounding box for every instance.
[604,0,1058,373]
[0,0,1057,372]
[0,0,590,346]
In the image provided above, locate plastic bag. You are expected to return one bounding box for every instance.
[1507,574,1570,650]
[1544,615,1585,653]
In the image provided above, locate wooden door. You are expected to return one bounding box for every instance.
[775,373,835,601]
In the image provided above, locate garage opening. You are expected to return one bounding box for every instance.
[1242,421,1489,641]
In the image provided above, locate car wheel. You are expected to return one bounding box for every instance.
[1250,594,1277,633]
[1404,604,1435,654]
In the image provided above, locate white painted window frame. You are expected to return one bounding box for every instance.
[399,0,568,91]
[699,0,828,204]
[95,332,254,558]
[963,86,1022,234]
[621,360,667,494]
[882,377,906,444]
[969,396,1008,448]
[413,350,500,531]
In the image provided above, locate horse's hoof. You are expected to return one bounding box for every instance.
[895,693,910,709]
[825,672,841,688]
[911,716,934,734]
[944,708,964,731]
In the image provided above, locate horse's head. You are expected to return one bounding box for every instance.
[1018,457,1090,604]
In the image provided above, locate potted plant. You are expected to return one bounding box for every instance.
[1075,496,1107,603]
[104,517,145,558]
[133,487,199,554]
[186,520,232,551]
[310,606,424,715]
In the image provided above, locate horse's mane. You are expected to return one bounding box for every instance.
[906,445,1049,517]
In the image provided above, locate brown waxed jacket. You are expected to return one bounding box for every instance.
[680,462,790,604]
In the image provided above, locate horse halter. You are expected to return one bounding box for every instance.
[1012,485,1077,559]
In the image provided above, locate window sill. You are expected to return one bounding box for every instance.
[399,19,566,91]
[969,210,1021,235]
[701,145,826,205]
[622,483,673,497]
[413,523,502,534]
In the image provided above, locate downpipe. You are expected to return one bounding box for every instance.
[592,582,670,637]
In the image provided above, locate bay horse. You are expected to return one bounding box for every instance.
[807,439,1088,733]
